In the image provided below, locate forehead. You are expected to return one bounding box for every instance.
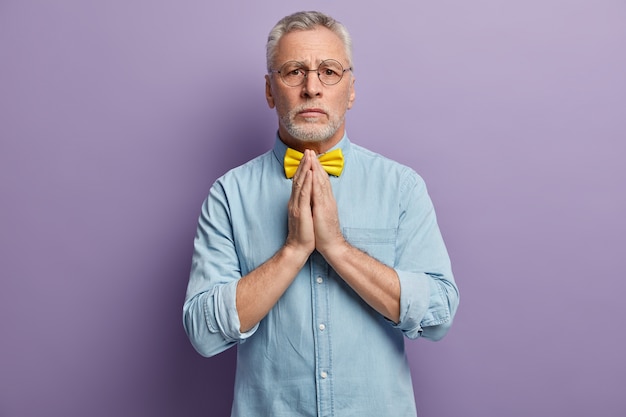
[275,26,348,65]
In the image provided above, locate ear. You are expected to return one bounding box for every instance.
[347,76,356,110]
[265,75,275,109]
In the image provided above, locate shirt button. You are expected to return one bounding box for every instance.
[319,323,326,331]
[320,371,328,379]
[316,276,323,284]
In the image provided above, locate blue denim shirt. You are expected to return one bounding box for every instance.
[183,135,459,416]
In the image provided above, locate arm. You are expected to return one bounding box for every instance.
[320,240,401,322]
[309,154,401,322]
[183,152,317,356]
[391,169,459,340]
[234,247,308,332]
[309,154,459,339]
[182,180,248,357]
[236,151,317,331]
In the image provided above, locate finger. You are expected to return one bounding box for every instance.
[291,151,306,193]
[291,150,311,189]
[310,153,331,186]
[308,150,322,171]
[293,164,313,211]
[311,158,333,201]
[296,149,312,175]
[300,169,312,210]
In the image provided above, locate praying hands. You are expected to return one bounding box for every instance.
[285,149,345,260]
[285,149,402,323]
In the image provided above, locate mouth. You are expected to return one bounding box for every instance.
[297,108,327,118]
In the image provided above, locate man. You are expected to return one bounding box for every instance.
[183,11,459,416]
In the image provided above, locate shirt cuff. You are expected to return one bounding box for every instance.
[394,270,451,339]
[204,280,258,342]
[393,270,428,338]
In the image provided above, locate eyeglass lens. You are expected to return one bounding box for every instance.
[279,60,346,86]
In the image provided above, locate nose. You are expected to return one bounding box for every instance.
[302,70,323,98]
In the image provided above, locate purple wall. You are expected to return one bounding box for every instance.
[1,1,624,416]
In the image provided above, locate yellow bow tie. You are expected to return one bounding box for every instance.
[284,148,344,179]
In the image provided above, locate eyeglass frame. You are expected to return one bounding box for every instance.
[268,59,353,87]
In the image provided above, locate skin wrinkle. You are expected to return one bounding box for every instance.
[265,27,355,154]
[182,14,457,415]
[236,25,400,333]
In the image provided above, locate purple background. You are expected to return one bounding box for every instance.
[1,1,625,416]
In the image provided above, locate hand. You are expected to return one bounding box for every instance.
[310,154,346,256]
[285,150,316,257]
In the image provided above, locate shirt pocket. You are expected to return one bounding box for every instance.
[342,227,397,267]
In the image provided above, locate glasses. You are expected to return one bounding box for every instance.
[269,59,352,87]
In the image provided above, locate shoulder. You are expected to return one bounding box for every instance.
[215,150,276,186]
[349,143,424,191]
[202,150,279,203]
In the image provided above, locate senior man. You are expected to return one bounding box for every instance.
[183,10,459,416]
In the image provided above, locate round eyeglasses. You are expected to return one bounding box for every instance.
[269,59,352,87]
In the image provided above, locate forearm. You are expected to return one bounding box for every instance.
[321,240,401,323]
[236,244,310,332]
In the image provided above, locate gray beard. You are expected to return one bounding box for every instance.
[280,109,343,143]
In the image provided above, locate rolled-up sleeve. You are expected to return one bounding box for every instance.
[392,171,459,340]
[182,181,258,357]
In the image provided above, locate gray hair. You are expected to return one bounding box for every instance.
[266,11,353,71]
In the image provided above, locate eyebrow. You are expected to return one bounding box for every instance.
[281,59,342,68]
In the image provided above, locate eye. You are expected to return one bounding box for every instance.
[288,68,303,76]
[319,60,344,78]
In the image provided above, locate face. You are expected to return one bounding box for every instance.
[265,26,356,152]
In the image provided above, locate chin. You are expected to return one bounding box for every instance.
[293,133,334,143]
[286,124,339,143]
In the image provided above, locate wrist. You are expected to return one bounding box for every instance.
[281,242,313,268]
[318,236,350,265]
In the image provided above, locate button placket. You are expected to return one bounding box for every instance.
[311,252,333,415]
